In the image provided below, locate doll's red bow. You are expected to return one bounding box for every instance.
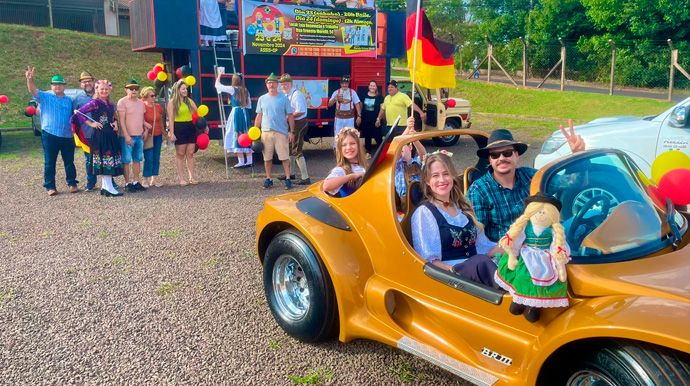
[501,234,513,246]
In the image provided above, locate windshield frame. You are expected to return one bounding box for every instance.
[536,149,687,264]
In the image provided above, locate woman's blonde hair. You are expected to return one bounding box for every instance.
[231,74,250,108]
[93,81,113,106]
[335,127,367,188]
[170,79,192,118]
[499,201,568,263]
[420,154,483,232]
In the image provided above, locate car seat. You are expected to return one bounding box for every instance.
[401,181,423,243]
[463,166,482,193]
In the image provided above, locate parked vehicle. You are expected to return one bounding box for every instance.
[256,128,690,386]
[392,76,471,147]
[535,96,690,177]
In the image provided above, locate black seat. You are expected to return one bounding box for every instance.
[463,166,482,192]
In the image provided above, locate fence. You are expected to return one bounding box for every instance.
[0,0,125,35]
[457,37,690,101]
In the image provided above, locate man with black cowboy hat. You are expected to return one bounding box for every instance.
[117,77,147,193]
[25,67,79,196]
[255,73,295,190]
[74,71,98,191]
[467,122,585,242]
[279,73,310,185]
[328,75,361,147]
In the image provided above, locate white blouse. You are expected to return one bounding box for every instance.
[411,203,496,265]
[324,165,366,195]
[215,82,252,109]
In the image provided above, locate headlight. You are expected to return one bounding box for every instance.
[541,137,566,154]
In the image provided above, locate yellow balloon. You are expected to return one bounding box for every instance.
[185,75,196,86]
[155,63,165,70]
[197,105,209,117]
[156,71,168,82]
[651,150,690,184]
[248,126,261,141]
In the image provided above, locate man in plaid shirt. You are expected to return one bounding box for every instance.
[467,122,584,242]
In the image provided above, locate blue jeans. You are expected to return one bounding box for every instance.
[143,135,163,177]
[84,150,97,187]
[121,135,144,163]
[41,131,77,190]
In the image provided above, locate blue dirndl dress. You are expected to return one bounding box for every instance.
[224,92,252,154]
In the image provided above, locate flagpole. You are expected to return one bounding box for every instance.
[410,0,422,121]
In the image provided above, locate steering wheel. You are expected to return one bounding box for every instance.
[567,195,611,249]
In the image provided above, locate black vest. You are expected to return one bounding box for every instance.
[421,202,478,261]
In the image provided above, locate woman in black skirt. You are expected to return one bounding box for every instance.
[73,80,123,196]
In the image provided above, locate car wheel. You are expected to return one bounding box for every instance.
[556,342,690,386]
[432,118,461,147]
[263,230,338,342]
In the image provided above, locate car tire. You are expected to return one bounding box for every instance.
[432,118,461,147]
[548,341,690,386]
[263,230,338,342]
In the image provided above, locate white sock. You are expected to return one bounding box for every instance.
[296,156,309,179]
[234,158,245,167]
[102,176,118,194]
[246,154,253,164]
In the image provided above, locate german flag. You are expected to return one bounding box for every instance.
[406,0,456,89]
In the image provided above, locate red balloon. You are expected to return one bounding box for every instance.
[153,65,164,74]
[191,112,199,123]
[196,133,210,150]
[658,168,690,206]
[446,98,456,108]
[26,106,36,115]
[647,185,666,208]
[176,68,183,79]
[147,71,156,81]
[238,133,252,147]
[0,95,8,104]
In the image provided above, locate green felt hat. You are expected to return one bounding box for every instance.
[265,73,279,83]
[125,77,139,88]
[50,75,66,85]
[279,73,293,83]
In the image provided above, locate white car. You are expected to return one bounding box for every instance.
[535,96,690,177]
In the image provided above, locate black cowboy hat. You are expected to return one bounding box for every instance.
[524,192,562,212]
[476,129,529,158]
[340,75,350,83]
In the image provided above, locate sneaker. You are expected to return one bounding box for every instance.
[47,189,58,196]
[134,182,147,191]
[126,183,137,193]
[296,178,311,185]
[263,178,274,190]
[69,185,80,193]
[284,179,292,190]
[84,184,95,192]
[278,174,295,181]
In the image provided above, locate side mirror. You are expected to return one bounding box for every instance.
[669,105,689,128]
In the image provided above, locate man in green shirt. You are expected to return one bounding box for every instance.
[376,80,425,135]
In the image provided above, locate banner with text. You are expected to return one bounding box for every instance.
[242,0,376,57]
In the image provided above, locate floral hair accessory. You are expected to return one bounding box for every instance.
[422,149,453,166]
[95,79,112,88]
[335,127,360,141]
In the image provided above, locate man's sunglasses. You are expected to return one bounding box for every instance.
[127,87,140,91]
[488,149,516,159]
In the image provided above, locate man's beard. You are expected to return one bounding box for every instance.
[84,86,94,95]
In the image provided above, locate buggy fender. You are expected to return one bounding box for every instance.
[521,295,690,385]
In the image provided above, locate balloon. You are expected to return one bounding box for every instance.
[0,95,8,104]
[658,168,690,206]
[248,126,261,141]
[196,133,210,150]
[651,150,690,184]
[26,106,36,115]
[191,112,199,123]
[156,71,168,82]
[28,100,38,107]
[147,71,156,81]
[185,75,196,86]
[155,63,165,71]
[238,133,252,147]
[176,68,183,79]
[446,98,456,108]
[251,140,264,153]
[24,111,32,117]
[180,65,192,77]
[195,117,207,130]
[197,104,209,117]
[154,78,164,88]
[647,185,666,208]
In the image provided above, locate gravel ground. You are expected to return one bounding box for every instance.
[0,133,540,386]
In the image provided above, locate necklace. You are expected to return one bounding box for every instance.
[435,198,451,208]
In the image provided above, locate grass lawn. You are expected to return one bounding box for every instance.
[0,24,159,128]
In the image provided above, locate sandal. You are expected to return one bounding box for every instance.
[189,179,199,185]
[180,180,189,186]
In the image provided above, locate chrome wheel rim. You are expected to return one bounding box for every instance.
[572,188,619,216]
[567,370,616,386]
[438,122,459,142]
[272,254,310,321]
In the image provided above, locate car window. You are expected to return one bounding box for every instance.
[540,152,668,259]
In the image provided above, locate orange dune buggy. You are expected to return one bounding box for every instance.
[256,129,690,386]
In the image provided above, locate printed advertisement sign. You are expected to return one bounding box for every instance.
[242,0,376,57]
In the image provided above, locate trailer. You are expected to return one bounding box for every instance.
[128,0,406,145]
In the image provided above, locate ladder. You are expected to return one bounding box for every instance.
[212,40,238,179]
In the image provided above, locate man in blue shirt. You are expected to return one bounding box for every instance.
[467,123,584,242]
[26,67,79,196]
[74,71,97,191]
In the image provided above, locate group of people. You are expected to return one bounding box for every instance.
[28,67,206,197]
